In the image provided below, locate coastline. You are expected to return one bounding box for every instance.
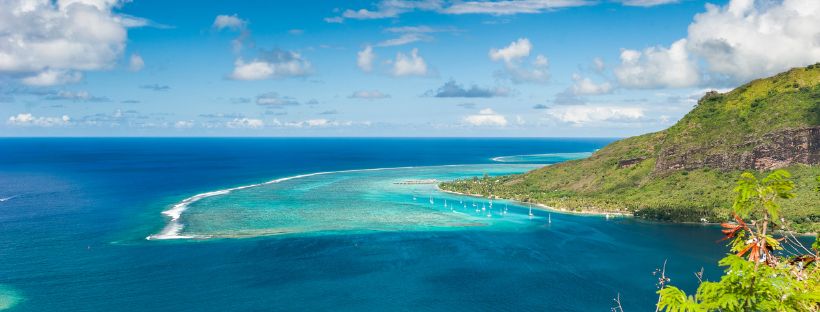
[437,186,818,237]
[436,186,633,218]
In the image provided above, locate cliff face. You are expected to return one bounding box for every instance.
[654,126,820,174]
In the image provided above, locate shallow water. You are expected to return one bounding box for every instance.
[163,164,547,239]
[0,138,730,311]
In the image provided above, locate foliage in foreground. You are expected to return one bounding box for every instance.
[656,170,820,312]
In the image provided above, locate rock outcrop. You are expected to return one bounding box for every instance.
[654,126,820,174]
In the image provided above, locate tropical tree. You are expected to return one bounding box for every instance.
[656,170,820,312]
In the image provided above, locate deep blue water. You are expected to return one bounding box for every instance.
[0,138,728,311]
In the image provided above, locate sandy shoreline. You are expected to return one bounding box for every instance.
[436,187,633,218]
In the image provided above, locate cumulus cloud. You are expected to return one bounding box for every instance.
[569,73,613,95]
[0,0,136,85]
[357,46,375,72]
[212,14,247,31]
[7,113,71,127]
[489,38,532,62]
[328,0,591,22]
[489,38,549,83]
[614,39,700,89]
[349,90,391,99]
[686,0,820,83]
[229,49,311,80]
[226,118,264,128]
[547,106,644,124]
[129,53,144,71]
[255,93,300,106]
[615,0,820,88]
[392,48,428,76]
[464,108,508,126]
[426,80,509,97]
[213,15,310,80]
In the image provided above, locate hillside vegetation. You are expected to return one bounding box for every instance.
[441,64,820,233]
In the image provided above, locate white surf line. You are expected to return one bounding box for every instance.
[147,164,488,240]
[490,152,594,163]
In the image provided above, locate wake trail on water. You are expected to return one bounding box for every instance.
[0,195,19,202]
[147,165,476,240]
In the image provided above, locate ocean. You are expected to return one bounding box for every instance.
[0,138,728,311]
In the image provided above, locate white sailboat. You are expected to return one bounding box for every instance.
[528,203,534,218]
[548,213,552,224]
[444,199,447,208]
[429,196,434,205]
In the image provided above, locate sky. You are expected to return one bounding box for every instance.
[1,0,818,137]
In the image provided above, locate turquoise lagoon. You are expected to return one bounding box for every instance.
[151,164,547,240]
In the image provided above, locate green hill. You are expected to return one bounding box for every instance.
[440,64,820,233]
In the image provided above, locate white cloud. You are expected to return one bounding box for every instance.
[229,50,311,80]
[615,0,820,88]
[283,119,358,128]
[377,25,457,47]
[392,48,428,76]
[21,69,83,86]
[426,80,509,97]
[592,57,605,72]
[377,33,429,47]
[174,120,194,128]
[0,0,134,85]
[442,0,590,14]
[686,0,820,83]
[229,59,273,80]
[464,108,508,126]
[349,90,390,99]
[212,14,246,31]
[570,73,613,95]
[618,0,678,7]
[129,53,144,71]
[341,0,443,20]
[357,46,375,72]
[614,39,700,88]
[489,38,532,62]
[489,38,549,83]
[7,113,71,127]
[226,118,264,128]
[329,0,591,21]
[547,106,644,124]
[255,93,299,106]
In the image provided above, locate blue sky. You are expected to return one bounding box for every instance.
[1,0,818,136]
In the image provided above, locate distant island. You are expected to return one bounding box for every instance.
[441,64,820,233]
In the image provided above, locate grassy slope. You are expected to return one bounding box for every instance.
[441,65,820,233]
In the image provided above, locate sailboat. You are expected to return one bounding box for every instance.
[528,203,534,218]
[548,213,552,224]
[444,199,447,208]
[482,203,486,211]
[429,196,434,205]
